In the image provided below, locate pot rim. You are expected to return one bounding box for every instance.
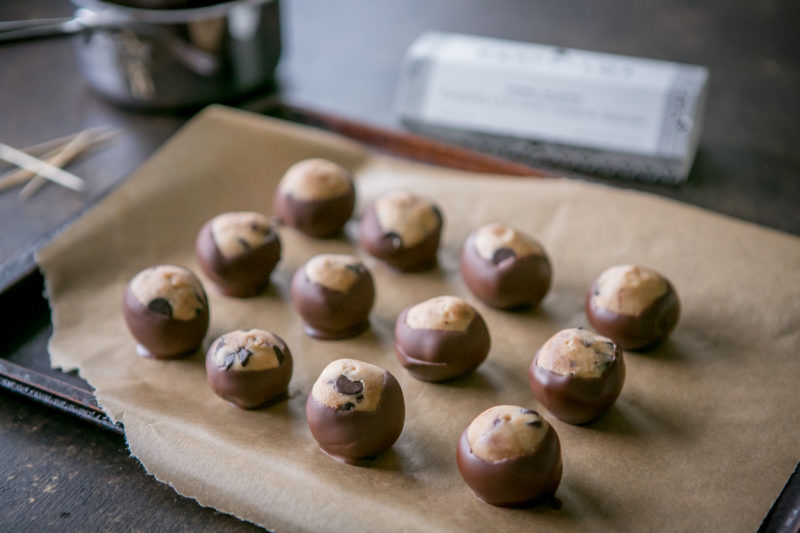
[72,0,277,24]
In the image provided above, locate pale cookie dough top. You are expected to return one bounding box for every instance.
[304,254,364,292]
[279,158,352,201]
[467,405,549,462]
[536,328,616,379]
[211,212,274,260]
[130,265,206,321]
[374,191,440,248]
[311,358,385,412]
[405,296,475,332]
[474,223,544,261]
[593,265,668,316]
[210,329,285,372]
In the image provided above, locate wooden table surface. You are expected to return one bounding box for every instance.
[1,0,798,531]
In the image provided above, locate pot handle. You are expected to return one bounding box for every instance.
[0,17,86,43]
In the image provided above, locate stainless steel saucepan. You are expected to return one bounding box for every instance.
[0,0,281,110]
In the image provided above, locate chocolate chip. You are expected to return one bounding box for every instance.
[384,231,403,250]
[272,345,284,364]
[493,417,501,427]
[147,298,172,317]
[345,263,364,274]
[491,247,516,265]
[583,339,593,347]
[253,223,272,235]
[216,338,226,350]
[595,349,613,361]
[341,402,356,411]
[221,352,236,370]
[237,237,251,250]
[520,408,538,415]
[526,419,543,428]
[335,375,363,395]
[356,394,364,402]
[235,348,252,367]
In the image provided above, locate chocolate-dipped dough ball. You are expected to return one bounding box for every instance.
[359,190,443,272]
[205,329,293,408]
[529,328,625,424]
[123,265,209,359]
[195,211,281,297]
[395,296,490,382]
[290,254,375,339]
[586,265,680,350]
[457,405,562,507]
[460,223,552,309]
[306,359,405,464]
[273,158,355,238]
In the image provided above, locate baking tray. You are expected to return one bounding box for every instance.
[0,106,797,531]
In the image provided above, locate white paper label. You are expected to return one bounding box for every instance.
[408,34,682,156]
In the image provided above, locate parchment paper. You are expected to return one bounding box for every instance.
[38,106,800,532]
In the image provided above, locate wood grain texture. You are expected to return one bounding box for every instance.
[0,392,265,532]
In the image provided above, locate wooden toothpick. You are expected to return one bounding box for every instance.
[0,142,85,192]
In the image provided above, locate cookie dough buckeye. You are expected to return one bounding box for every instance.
[195,211,281,297]
[529,328,625,424]
[394,296,490,382]
[306,359,405,464]
[290,254,375,339]
[457,406,562,507]
[359,190,443,272]
[123,265,209,359]
[206,329,293,408]
[461,223,552,309]
[273,158,356,238]
[586,265,680,350]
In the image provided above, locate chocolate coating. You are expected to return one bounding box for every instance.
[394,297,491,382]
[460,228,552,309]
[306,361,405,463]
[122,266,209,359]
[205,330,293,409]
[529,329,625,424]
[358,194,443,272]
[586,266,681,350]
[195,213,281,297]
[273,160,356,238]
[290,255,375,339]
[457,407,562,507]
